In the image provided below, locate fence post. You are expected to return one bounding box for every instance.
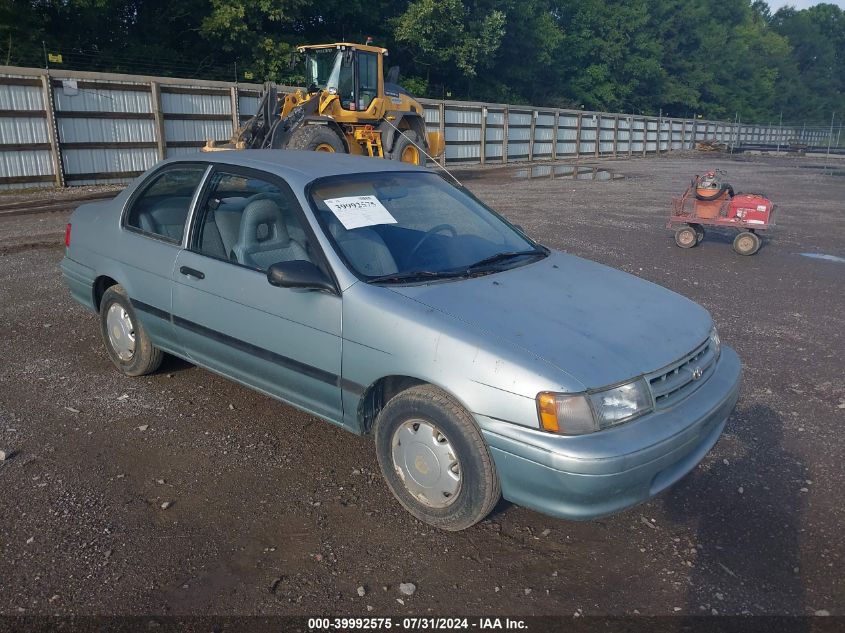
[502,106,509,165]
[575,112,583,159]
[594,114,600,158]
[552,110,559,161]
[438,102,446,166]
[643,118,648,157]
[612,115,619,157]
[150,81,166,160]
[40,74,64,187]
[479,105,487,166]
[667,118,673,152]
[528,109,536,162]
[230,86,239,136]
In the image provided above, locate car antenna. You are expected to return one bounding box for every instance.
[381,117,463,188]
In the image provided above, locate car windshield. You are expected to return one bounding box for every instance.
[309,172,545,282]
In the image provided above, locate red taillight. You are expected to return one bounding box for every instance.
[64,223,72,248]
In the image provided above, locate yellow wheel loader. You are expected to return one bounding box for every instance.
[206,42,445,164]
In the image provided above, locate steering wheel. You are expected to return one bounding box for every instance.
[408,224,458,260]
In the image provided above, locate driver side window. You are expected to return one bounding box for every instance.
[193,172,313,272]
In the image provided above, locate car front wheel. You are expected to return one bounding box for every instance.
[374,384,500,531]
[99,285,163,376]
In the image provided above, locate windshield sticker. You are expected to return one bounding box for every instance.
[324,195,397,230]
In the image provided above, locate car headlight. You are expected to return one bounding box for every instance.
[709,325,721,359]
[537,378,653,435]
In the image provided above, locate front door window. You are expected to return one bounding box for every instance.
[357,52,378,111]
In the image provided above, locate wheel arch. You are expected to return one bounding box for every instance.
[357,375,475,436]
[93,275,120,311]
[379,113,427,154]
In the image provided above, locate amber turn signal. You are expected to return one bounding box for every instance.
[537,392,559,432]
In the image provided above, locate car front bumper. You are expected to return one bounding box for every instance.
[476,345,741,521]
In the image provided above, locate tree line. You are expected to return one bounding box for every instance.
[1,0,842,123]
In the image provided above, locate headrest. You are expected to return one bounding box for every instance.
[240,199,289,245]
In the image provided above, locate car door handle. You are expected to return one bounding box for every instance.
[180,266,205,280]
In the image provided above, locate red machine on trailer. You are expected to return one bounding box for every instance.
[668,169,774,255]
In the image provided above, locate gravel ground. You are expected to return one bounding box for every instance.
[0,153,842,618]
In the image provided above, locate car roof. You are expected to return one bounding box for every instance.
[162,150,428,189]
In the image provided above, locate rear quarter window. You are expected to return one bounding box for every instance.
[125,166,207,242]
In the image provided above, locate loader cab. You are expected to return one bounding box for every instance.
[300,44,385,114]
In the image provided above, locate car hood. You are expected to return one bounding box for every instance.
[388,251,712,389]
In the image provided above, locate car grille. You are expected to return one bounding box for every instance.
[646,338,716,409]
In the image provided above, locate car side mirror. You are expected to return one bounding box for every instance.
[267,260,334,292]
[343,49,354,67]
[386,65,400,84]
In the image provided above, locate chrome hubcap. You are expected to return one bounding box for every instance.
[391,419,461,508]
[106,303,135,361]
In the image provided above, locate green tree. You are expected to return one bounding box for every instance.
[394,0,506,88]
[772,4,845,120]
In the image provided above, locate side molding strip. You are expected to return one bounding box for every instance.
[130,298,365,395]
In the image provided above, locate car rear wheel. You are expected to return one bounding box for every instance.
[733,231,760,256]
[374,384,500,531]
[99,285,163,376]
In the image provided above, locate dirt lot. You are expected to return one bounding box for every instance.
[0,153,843,618]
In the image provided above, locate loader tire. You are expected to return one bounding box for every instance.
[288,125,346,154]
[390,130,424,165]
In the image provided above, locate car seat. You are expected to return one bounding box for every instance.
[137,197,192,240]
[231,198,308,270]
[324,213,398,276]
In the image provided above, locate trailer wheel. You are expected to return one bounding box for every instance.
[733,231,760,256]
[289,125,346,153]
[674,226,698,248]
[691,224,705,244]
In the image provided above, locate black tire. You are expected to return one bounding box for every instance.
[674,226,698,248]
[288,125,346,153]
[390,130,424,165]
[99,285,163,376]
[374,384,500,531]
[733,231,760,256]
[691,223,705,243]
[694,183,734,201]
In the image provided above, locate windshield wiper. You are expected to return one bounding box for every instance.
[367,250,545,284]
[366,269,466,284]
[465,249,545,272]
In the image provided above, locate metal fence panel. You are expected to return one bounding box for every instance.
[62,147,158,185]
[1,66,841,189]
[0,116,48,144]
[161,91,229,115]
[58,117,155,143]
[0,82,43,110]
[163,119,232,144]
[0,150,53,179]
[54,86,151,113]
